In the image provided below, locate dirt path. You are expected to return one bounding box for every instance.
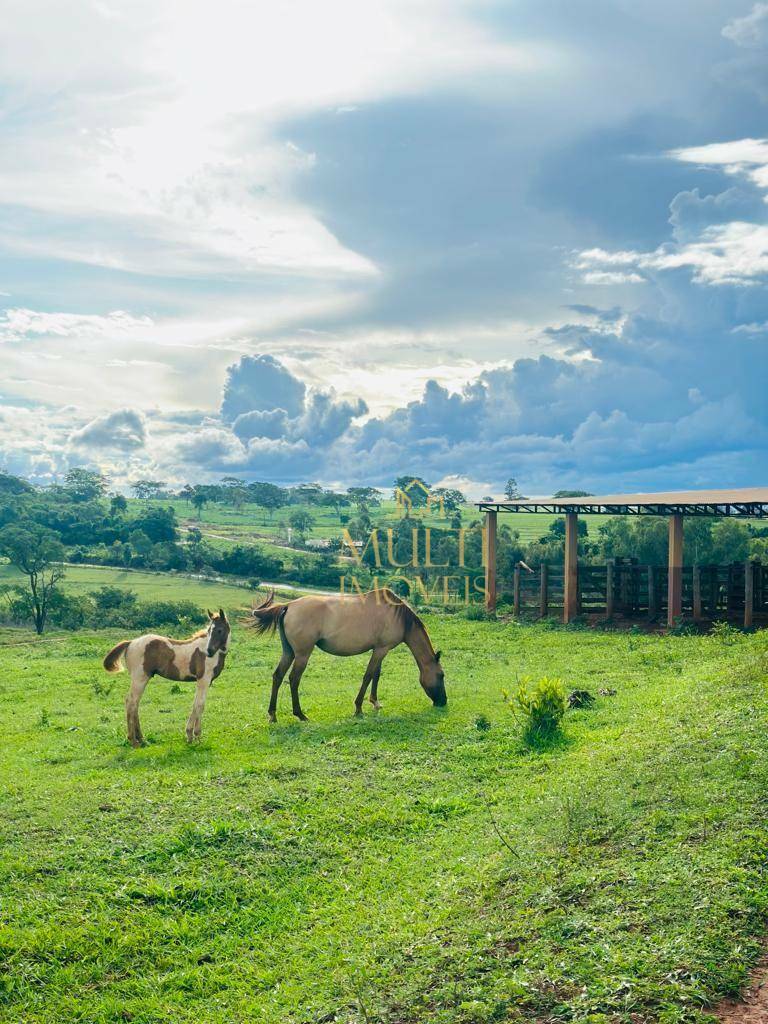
[714,952,768,1023]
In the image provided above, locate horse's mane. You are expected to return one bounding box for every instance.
[382,590,428,639]
[168,627,208,645]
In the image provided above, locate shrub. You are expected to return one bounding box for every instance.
[711,619,741,646]
[129,599,202,632]
[508,676,567,745]
[462,604,494,621]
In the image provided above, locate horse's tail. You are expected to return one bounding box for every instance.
[249,590,290,637]
[103,640,131,673]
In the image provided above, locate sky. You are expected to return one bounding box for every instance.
[2,0,768,497]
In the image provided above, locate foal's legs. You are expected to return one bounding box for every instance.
[186,671,213,742]
[354,648,387,716]
[267,650,293,723]
[125,671,149,747]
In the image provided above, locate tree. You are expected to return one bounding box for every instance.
[131,479,167,501]
[347,486,381,509]
[0,472,34,496]
[293,483,324,505]
[191,488,209,519]
[249,481,288,521]
[289,507,314,540]
[110,494,128,517]
[432,487,466,514]
[220,477,248,508]
[393,476,431,508]
[323,490,350,521]
[133,505,178,543]
[0,523,65,633]
[64,468,107,503]
[552,490,594,499]
[504,478,522,501]
[710,520,750,565]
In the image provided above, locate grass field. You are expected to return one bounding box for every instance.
[3,617,768,1023]
[131,497,574,546]
[0,563,258,613]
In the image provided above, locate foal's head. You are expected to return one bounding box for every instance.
[206,608,231,657]
[420,649,447,707]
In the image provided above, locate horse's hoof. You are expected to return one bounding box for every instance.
[354,707,363,717]
[370,701,382,711]
[129,738,144,748]
[267,713,277,724]
[296,714,309,722]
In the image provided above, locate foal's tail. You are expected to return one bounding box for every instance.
[103,640,130,673]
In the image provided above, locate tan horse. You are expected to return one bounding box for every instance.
[250,588,446,722]
[102,609,231,746]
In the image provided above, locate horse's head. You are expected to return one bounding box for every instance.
[206,608,231,657]
[420,649,447,707]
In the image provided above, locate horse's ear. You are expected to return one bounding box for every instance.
[435,649,442,662]
[219,607,226,620]
[207,608,214,619]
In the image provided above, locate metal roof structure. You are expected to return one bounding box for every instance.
[476,488,768,518]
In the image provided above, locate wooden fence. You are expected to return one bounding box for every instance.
[509,558,766,625]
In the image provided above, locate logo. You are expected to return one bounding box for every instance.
[339,477,488,605]
[393,478,446,518]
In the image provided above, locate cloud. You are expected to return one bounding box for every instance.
[221,355,306,422]
[4,2,768,494]
[0,308,153,344]
[69,408,147,450]
[723,4,768,48]
[574,138,768,287]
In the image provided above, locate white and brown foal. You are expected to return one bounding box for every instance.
[103,609,231,747]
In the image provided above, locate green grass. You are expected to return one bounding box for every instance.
[130,497,620,550]
[2,617,768,1022]
[0,563,257,612]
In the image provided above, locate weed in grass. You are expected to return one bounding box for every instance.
[506,675,567,746]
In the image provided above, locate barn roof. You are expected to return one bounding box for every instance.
[476,487,768,517]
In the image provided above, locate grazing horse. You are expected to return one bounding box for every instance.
[102,609,231,747]
[250,588,446,722]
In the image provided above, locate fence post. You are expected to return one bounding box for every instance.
[563,512,579,623]
[745,560,754,628]
[539,563,549,619]
[693,566,702,622]
[484,510,497,613]
[709,568,719,619]
[513,566,521,618]
[606,562,615,618]
[647,566,657,619]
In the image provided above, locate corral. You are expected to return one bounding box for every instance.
[480,488,768,627]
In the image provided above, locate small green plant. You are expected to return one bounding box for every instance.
[463,604,494,621]
[668,615,695,636]
[37,708,50,728]
[711,619,740,645]
[506,676,567,745]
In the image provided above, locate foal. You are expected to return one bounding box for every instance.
[103,609,231,746]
